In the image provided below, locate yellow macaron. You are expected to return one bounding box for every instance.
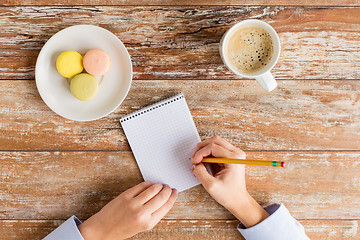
[56,50,84,78]
[70,73,98,101]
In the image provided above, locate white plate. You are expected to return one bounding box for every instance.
[35,25,133,121]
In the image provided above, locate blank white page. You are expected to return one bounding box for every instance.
[120,93,200,192]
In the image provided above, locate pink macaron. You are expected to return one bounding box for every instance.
[83,49,111,76]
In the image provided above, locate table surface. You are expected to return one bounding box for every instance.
[0,1,359,239]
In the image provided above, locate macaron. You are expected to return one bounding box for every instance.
[56,50,84,78]
[70,73,98,101]
[83,49,111,76]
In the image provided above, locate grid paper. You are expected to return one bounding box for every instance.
[120,93,201,192]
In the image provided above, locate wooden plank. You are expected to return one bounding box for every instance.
[0,80,359,151]
[1,151,359,220]
[0,219,359,240]
[0,6,359,80]
[1,0,359,6]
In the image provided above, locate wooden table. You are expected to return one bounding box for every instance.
[0,0,359,239]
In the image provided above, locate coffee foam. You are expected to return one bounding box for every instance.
[226,27,274,74]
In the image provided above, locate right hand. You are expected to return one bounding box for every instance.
[191,136,247,211]
[191,136,269,228]
[78,181,178,240]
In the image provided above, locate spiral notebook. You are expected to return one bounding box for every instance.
[120,93,201,192]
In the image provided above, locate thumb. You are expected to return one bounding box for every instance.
[193,163,215,190]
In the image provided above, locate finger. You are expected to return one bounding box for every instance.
[122,181,153,198]
[151,189,178,221]
[192,143,237,165]
[192,163,216,190]
[135,183,164,204]
[192,136,236,158]
[144,185,173,212]
[233,148,246,159]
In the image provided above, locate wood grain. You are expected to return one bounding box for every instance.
[1,219,359,240]
[1,151,359,220]
[0,2,359,239]
[0,80,359,151]
[2,0,360,6]
[0,6,359,80]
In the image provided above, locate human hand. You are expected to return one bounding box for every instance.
[191,136,269,228]
[78,181,178,240]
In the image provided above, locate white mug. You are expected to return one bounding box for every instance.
[220,19,281,92]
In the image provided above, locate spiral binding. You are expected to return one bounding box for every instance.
[120,93,184,123]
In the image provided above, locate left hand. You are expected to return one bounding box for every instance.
[78,181,178,240]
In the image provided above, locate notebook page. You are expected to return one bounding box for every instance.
[120,93,201,192]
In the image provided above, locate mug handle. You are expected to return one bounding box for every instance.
[255,71,277,92]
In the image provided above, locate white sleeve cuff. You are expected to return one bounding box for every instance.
[43,216,84,240]
[237,203,310,240]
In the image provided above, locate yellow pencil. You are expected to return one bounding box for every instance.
[202,157,286,167]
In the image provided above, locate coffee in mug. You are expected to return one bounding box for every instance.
[220,20,281,92]
[226,27,274,74]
